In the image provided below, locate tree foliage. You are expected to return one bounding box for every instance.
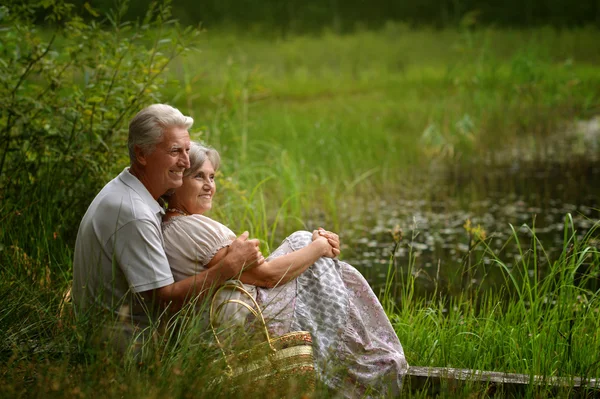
[0,0,199,246]
[67,0,600,34]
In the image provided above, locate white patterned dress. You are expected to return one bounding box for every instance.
[162,214,408,398]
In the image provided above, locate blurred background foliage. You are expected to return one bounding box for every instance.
[66,0,600,34]
[1,0,598,284]
[1,0,598,278]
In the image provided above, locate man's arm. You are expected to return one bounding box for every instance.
[150,232,264,312]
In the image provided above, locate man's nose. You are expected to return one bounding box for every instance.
[180,151,190,168]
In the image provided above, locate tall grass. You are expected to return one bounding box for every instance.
[391,216,600,393]
[2,208,598,397]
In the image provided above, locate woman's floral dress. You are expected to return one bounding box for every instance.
[163,215,408,397]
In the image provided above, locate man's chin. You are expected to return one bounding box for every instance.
[168,179,183,189]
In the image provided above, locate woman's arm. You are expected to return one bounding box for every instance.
[201,229,338,288]
[204,246,231,269]
[202,240,328,288]
[238,236,333,288]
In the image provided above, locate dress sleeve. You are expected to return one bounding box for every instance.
[163,215,236,279]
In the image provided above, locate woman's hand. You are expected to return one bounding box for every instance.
[312,228,341,258]
[311,236,336,258]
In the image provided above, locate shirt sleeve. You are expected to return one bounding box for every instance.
[163,216,235,278]
[111,219,174,293]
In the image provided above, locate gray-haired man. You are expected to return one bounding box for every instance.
[72,104,263,352]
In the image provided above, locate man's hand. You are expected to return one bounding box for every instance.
[227,231,265,273]
[152,233,264,311]
[312,228,341,258]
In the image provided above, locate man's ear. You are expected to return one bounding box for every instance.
[134,145,147,166]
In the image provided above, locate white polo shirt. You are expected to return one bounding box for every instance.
[72,168,174,345]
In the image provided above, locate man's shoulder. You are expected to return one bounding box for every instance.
[82,174,157,232]
[77,177,161,250]
[104,189,154,219]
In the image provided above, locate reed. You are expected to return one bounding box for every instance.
[391,216,600,396]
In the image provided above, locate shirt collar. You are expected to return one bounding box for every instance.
[118,167,165,215]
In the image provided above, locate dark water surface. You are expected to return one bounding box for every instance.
[340,119,600,298]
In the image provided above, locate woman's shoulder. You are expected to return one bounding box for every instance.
[188,214,230,231]
[163,213,214,228]
[163,214,235,238]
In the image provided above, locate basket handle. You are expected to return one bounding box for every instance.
[209,281,276,355]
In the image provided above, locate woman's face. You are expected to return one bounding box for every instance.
[176,159,216,215]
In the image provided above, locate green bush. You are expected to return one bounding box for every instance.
[0,0,198,283]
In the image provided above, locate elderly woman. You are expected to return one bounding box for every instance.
[162,141,408,397]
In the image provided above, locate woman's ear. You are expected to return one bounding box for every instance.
[134,145,147,166]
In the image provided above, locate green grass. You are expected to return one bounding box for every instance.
[392,218,600,396]
[1,26,600,397]
[2,210,599,397]
[162,25,600,235]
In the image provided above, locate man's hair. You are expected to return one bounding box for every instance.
[128,104,194,163]
[184,141,221,177]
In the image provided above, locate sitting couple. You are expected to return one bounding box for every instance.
[73,104,408,397]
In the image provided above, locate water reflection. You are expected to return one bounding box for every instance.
[340,132,600,299]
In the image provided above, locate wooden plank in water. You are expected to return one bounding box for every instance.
[407,366,600,389]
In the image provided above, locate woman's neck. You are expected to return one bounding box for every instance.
[162,202,191,223]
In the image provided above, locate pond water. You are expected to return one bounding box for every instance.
[338,118,600,299]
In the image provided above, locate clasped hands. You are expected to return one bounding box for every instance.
[312,227,341,258]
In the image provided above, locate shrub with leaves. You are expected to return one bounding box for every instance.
[0,0,199,283]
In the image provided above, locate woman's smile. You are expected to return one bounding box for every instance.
[198,193,212,202]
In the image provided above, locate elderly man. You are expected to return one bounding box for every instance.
[72,104,263,352]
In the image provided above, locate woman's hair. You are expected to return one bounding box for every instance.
[128,104,194,163]
[185,141,221,177]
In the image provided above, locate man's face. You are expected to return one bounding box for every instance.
[140,126,191,197]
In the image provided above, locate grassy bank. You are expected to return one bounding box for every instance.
[2,216,598,397]
[2,26,600,397]
[395,218,600,385]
